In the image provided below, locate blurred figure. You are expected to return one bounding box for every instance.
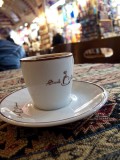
[52,29,64,46]
[6,35,15,43]
[0,27,26,71]
[31,38,40,51]
[23,42,29,56]
[1,27,15,43]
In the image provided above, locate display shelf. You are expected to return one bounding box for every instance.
[79,14,101,41]
[99,19,113,37]
[39,24,51,49]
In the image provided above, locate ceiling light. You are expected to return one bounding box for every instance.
[0,0,4,7]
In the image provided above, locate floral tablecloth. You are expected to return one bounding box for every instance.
[0,64,120,160]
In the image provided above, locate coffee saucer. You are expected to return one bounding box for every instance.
[0,81,108,127]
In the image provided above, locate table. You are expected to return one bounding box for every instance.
[0,64,120,160]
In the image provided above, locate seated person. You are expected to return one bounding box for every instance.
[52,29,64,46]
[0,27,26,71]
[23,42,29,56]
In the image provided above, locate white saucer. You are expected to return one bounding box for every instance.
[0,81,108,127]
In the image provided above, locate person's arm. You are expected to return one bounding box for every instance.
[19,46,26,58]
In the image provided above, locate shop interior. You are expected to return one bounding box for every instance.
[1,0,120,52]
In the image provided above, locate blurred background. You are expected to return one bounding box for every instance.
[0,0,120,51]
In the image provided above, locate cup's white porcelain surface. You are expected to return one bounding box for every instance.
[21,52,73,110]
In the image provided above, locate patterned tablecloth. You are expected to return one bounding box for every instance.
[0,64,120,160]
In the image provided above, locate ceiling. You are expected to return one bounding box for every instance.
[0,0,43,29]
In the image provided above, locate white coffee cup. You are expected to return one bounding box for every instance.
[21,52,74,110]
